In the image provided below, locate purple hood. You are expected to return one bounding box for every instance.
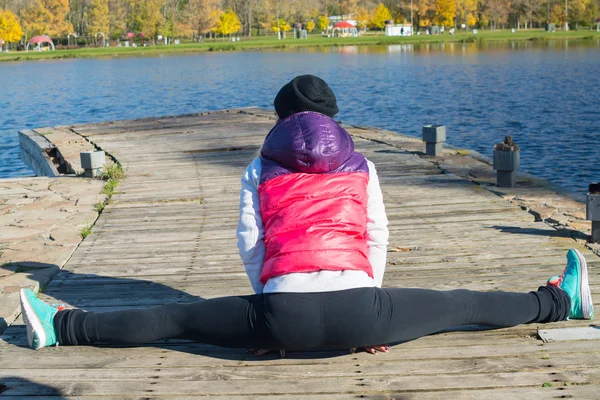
[260,112,367,183]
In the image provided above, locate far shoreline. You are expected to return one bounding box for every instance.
[1,29,599,63]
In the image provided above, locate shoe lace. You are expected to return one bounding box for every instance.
[557,268,567,285]
[51,300,66,311]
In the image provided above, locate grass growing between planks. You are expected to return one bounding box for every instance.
[80,222,93,239]
[100,162,124,197]
[1,30,599,62]
[82,162,124,239]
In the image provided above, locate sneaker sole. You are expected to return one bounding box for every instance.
[19,289,46,350]
[573,249,593,319]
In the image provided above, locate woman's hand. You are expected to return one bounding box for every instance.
[350,344,390,355]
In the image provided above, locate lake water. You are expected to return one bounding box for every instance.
[1,40,599,198]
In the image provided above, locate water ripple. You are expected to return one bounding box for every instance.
[1,41,599,198]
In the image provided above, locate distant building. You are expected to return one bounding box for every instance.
[385,24,413,37]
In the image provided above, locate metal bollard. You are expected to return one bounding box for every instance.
[422,125,446,156]
[493,136,520,188]
[80,151,105,178]
[587,183,600,243]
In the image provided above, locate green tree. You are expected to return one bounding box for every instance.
[215,8,241,37]
[87,0,110,36]
[158,16,174,38]
[583,0,600,27]
[0,9,23,47]
[370,3,392,30]
[109,0,128,40]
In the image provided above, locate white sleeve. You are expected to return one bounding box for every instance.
[236,158,266,294]
[366,159,389,287]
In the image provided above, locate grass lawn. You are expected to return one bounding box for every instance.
[1,29,599,62]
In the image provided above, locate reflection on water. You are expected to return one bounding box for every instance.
[1,39,599,198]
[295,38,600,55]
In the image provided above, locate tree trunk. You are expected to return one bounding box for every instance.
[248,4,252,37]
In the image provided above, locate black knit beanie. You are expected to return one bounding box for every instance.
[274,75,339,119]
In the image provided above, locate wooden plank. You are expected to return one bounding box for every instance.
[2,370,600,396]
[4,111,598,399]
[538,327,600,342]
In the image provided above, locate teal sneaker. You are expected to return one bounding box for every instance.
[19,289,59,349]
[547,249,594,320]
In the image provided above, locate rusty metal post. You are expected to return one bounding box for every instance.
[422,125,446,156]
[587,183,600,243]
[493,136,520,188]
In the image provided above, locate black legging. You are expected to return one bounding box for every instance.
[54,286,569,349]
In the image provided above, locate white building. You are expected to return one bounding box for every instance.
[385,24,413,37]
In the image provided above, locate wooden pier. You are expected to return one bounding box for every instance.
[1,109,599,399]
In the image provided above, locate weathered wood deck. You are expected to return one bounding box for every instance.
[1,109,599,399]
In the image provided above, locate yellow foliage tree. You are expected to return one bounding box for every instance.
[340,0,358,18]
[568,0,590,27]
[87,0,110,36]
[370,3,392,30]
[317,15,329,32]
[21,0,73,38]
[0,9,23,45]
[127,0,163,39]
[416,0,435,27]
[354,6,370,31]
[456,0,477,28]
[186,0,221,37]
[271,18,291,34]
[434,0,456,26]
[306,20,315,32]
[216,8,241,37]
[550,3,566,25]
[308,8,320,19]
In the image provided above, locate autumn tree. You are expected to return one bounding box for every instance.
[456,0,478,28]
[126,0,163,39]
[340,0,358,18]
[306,19,315,31]
[222,0,256,37]
[383,0,405,22]
[317,14,329,31]
[482,0,510,29]
[87,0,110,36]
[109,0,128,39]
[567,0,598,28]
[20,0,73,37]
[271,17,290,37]
[186,0,221,38]
[434,0,456,26]
[549,2,566,25]
[355,6,370,31]
[583,0,600,27]
[215,8,241,37]
[0,9,23,48]
[415,0,436,27]
[370,3,392,29]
